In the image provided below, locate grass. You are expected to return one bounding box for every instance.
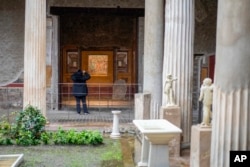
[0,135,132,167]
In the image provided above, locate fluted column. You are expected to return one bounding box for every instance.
[143,0,164,106]
[211,0,250,166]
[23,0,46,116]
[163,0,194,143]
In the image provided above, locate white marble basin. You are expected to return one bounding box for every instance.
[133,119,182,144]
[0,154,24,167]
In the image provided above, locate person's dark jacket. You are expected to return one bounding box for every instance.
[71,70,91,97]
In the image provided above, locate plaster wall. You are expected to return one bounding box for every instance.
[194,0,217,54]
[0,0,24,85]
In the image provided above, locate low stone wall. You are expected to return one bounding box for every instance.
[0,88,23,110]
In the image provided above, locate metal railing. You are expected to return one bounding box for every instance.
[0,83,142,123]
[59,83,141,108]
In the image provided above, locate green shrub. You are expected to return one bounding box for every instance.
[41,132,52,145]
[11,105,46,145]
[52,127,68,145]
[52,127,103,145]
[0,106,103,146]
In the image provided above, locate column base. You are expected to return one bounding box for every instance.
[110,133,121,139]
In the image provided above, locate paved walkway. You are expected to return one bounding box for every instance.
[47,108,134,122]
[45,108,135,132]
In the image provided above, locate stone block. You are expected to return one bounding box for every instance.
[160,106,181,157]
[134,93,151,119]
[190,125,211,167]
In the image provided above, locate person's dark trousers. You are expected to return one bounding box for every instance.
[75,96,89,114]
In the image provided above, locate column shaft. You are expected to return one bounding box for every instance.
[143,0,164,105]
[211,0,250,166]
[23,0,46,115]
[163,0,194,142]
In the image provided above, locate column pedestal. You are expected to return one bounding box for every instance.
[190,125,211,167]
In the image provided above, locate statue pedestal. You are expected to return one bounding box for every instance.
[160,105,181,157]
[190,125,211,167]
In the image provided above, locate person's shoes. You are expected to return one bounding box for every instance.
[84,112,89,115]
[77,112,81,115]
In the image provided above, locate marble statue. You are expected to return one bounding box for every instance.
[199,78,213,127]
[164,74,177,106]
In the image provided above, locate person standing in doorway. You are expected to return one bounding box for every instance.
[71,69,91,114]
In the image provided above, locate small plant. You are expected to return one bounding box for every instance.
[52,127,68,145]
[0,113,15,145]
[41,132,52,145]
[52,127,103,145]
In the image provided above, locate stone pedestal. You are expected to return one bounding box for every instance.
[160,106,181,157]
[190,125,211,167]
[133,119,182,167]
[148,144,169,167]
[110,110,121,139]
[137,134,150,167]
[134,93,151,120]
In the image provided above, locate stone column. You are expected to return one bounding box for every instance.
[110,110,121,139]
[163,0,194,143]
[143,0,164,106]
[211,0,250,167]
[137,17,144,92]
[23,0,46,116]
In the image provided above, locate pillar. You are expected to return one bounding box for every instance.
[211,0,250,167]
[143,0,164,106]
[163,0,194,143]
[23,0,46,116]
[138,17,144,91]
[110,110,121,139]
